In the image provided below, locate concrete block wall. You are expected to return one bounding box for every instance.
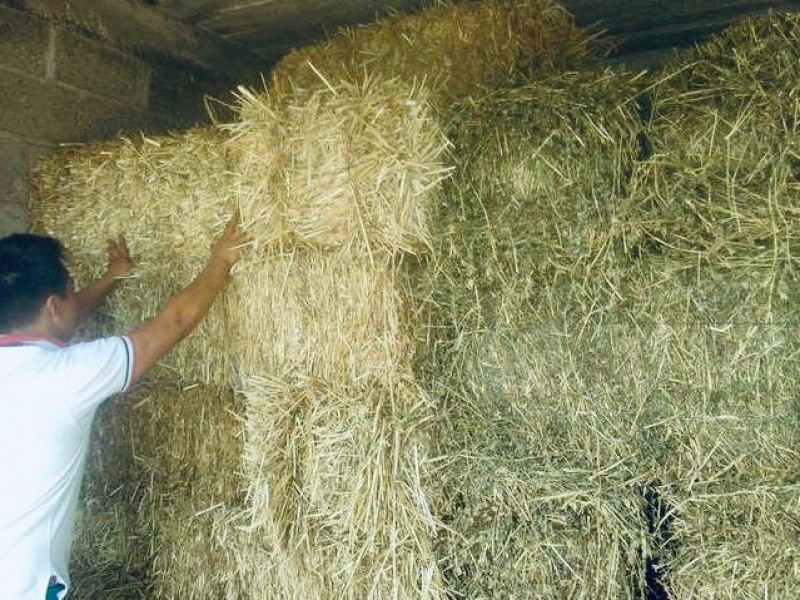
[0,3,153,236]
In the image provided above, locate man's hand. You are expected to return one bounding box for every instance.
[73,236,132,324]
[210,214,249,269]
[105,236,133,279]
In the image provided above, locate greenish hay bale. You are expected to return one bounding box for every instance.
[240,374,442,599]
[626,12,800,273]
[416,18,800,595]
[416,69,647,334]
[633,320,800,488]
[421,324,649,597]
[270,0,601,103]
[660,486,800,599]
[423,318,798,597]
[434,469,647,600]
[31,76,449,387]
[658,10,800,101]
[71,382,244,597]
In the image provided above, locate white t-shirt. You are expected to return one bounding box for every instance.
[0,336,133,600]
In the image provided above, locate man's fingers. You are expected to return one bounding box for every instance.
[225,211,241,234]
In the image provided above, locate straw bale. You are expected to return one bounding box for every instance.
[425,325,650,598]
[149,503,251,599]
[270,0,601,102]
[69,503,152,599]
[434,468,646,599]
[225,77,450,256]
[417,69,646,339]
[626,11,800,273]
[70,381,244,598]
[239,373,442,599]
[660,486,800,599]
[30,129,240,384]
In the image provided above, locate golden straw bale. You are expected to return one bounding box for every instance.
[149,503,252,600]
[69,503,152,600]
[30,129,239,384]
[240,373,442,599]
[229,251,415,384]
[225,77,450,256]
[70,381,244,598]
[270,0,601,102]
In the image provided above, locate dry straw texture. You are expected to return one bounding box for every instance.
[34,75,450,597]
[270,0,599,102]
[631,13,800,596]
[415,69,653,598]
[30,130,239,384]
[239,374,441,599]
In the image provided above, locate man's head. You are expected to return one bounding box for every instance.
[0,233,77,339]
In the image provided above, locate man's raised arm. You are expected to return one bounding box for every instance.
[74,237,133,322]
[128,216,249,383]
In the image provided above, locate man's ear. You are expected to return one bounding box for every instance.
[42,293,61,322]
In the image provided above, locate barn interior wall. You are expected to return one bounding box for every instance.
[0,2,248,236]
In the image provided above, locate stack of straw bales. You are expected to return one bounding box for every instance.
[32,75,450,598]
[269,0,599,102]
[417,10,800,598]
[418,70,655,598]
[220,78,448,599]
[628,12,800,597]
[32,0,800,595]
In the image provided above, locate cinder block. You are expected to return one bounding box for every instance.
[0,71,146,142]
[0,202,28,237]
[0,4,49,77]
[0,136,30,205]
[54,29,150,108]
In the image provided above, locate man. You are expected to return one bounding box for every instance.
[0,217,248,600]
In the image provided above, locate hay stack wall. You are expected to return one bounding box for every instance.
[30,2,607,595]
[630,13,800,597]
[418,11,800,598]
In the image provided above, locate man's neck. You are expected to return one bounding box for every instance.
[3,321,63,343]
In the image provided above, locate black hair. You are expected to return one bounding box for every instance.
[0,233,70,333]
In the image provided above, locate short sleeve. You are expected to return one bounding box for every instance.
[49,336,134,420]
